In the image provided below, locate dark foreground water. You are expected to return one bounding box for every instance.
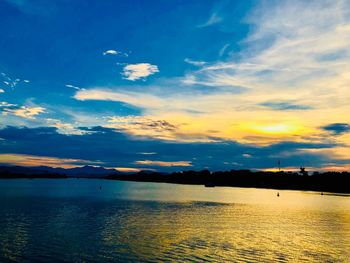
[0,179,349,262]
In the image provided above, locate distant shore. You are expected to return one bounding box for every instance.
[1,165,350,194]
[106,170,350,194]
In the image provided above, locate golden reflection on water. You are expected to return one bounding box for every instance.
[0,179,349,262]
[101,201,350,262]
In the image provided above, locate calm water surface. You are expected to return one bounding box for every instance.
[0,179,349,262]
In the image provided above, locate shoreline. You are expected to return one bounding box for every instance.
[105,176,350,195]
[1,175,349,195]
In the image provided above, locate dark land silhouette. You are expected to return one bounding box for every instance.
[1,165,350,193]
[107,169,350,194]
[0,165,117,179]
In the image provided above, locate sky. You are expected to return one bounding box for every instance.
[0,0,350,172]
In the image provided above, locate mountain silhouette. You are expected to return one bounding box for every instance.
[0,165,121,178]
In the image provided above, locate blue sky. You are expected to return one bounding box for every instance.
[1,0,350,172]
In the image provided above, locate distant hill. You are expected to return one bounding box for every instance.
[32,165,120,178]
[0,165,121,178]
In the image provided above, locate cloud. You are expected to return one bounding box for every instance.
[197,12,222,28]
[122,63,159,81]
[219,43,230,57]
[135,160,192,167]
[107,116,177,132]
[74,88,317,144]
[74,88,166,109]
[138,152,157,155]
[1,72,29,88]
[0,126,345,172]
[260,102,313,110]
[1,72,20,89]
[0,153,101,168]
[65,84,84,91]
[184,58,207,67]
[322,123,350,135]
[103,49,128,57]
[0,89,4,93]
[106,116,178,140]
[103,49,118,55]
[185,0,350,97]
[46,118,85,135]
[114,167,144,173]
[74,87,240,113]
[2,106,45,119]
[0,101,17,107]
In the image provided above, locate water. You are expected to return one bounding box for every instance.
[0,179,349,262]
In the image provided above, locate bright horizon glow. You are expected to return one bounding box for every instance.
[253,124,299,135]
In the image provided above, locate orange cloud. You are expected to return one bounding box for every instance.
[0,153,100,168]
[3,106,45,119]
[114,167,155,172]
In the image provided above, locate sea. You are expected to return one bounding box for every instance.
[0,179,349,262]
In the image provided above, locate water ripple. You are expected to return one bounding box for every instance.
[0,180,349,262]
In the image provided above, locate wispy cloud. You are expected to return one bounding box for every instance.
[122,63,159,81]
[184,58,207,67]
[135,160,192,167]
[114,167,145,172]
[65,84,84,91]
[219,43,230,57]
[260,102,313,111]
[1,72,29,89]
[197,12,222,28]
[0,153,100,168]
[0,101,17,107]
[1,72,20,89]
[75,88,165,109]
[186,1,350,103]
[242,153,252,158]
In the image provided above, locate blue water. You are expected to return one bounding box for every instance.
[0,179,349,262]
